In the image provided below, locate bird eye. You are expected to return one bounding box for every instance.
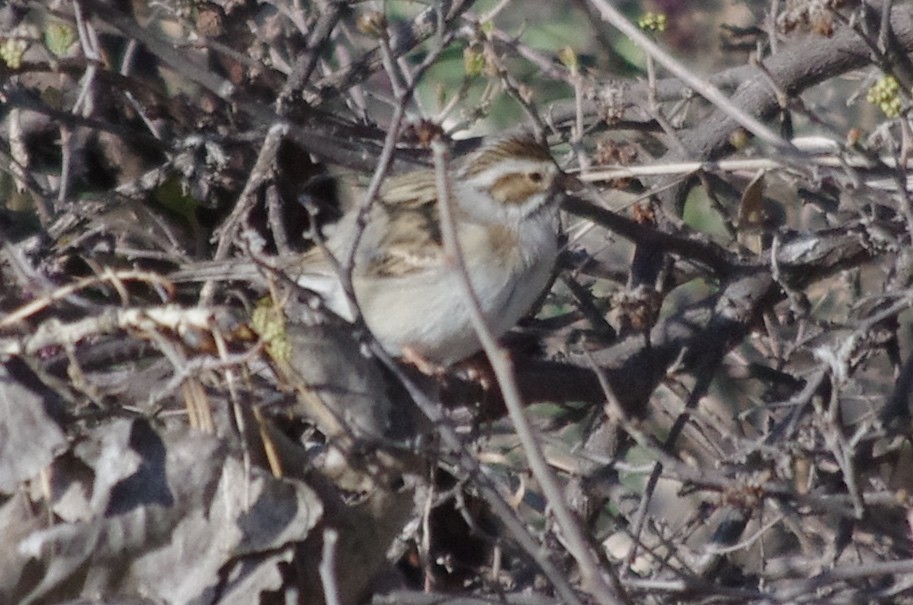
[528,171,544,183]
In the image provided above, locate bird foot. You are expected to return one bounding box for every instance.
[400,346,447,377]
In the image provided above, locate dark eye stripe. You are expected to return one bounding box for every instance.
[490,172,548,205]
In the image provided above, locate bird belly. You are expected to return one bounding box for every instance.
[355,269,480,364]
[355,230,557,364]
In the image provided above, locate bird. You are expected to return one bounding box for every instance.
[174,132,569,365]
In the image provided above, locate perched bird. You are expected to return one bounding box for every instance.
[175,133,569,365]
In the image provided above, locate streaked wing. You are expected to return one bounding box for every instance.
[365,169,447,278]
[378,169,440,207]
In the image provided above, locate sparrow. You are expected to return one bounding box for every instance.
[174,133,569,365]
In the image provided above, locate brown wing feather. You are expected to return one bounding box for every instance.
[369,170,446,277]
[378,169,439,206]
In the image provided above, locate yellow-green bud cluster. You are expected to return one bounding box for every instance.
[251,299,292,362]
[0,37,28,69]
[637,12,667,33]
[867,75,904,118]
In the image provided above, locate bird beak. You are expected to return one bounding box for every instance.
[558,172,584,192]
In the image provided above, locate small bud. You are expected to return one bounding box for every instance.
[356,11,387,38]
[518,84,533,103]
[434,82,447,109]
[846,127,863,147]
[729,128,749,150]
[463,43,485,77]
[559,46,579,74]
[45,22,76,58]
[413,120,444,147]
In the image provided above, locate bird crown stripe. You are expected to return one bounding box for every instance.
[462,135,552,176]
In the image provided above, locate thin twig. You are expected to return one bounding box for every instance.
[431,140,627,605]
[370,345,587,605]
[585,0,796,155]
[319,528,342,605]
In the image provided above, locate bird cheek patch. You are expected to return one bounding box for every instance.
[490,173,545,205]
